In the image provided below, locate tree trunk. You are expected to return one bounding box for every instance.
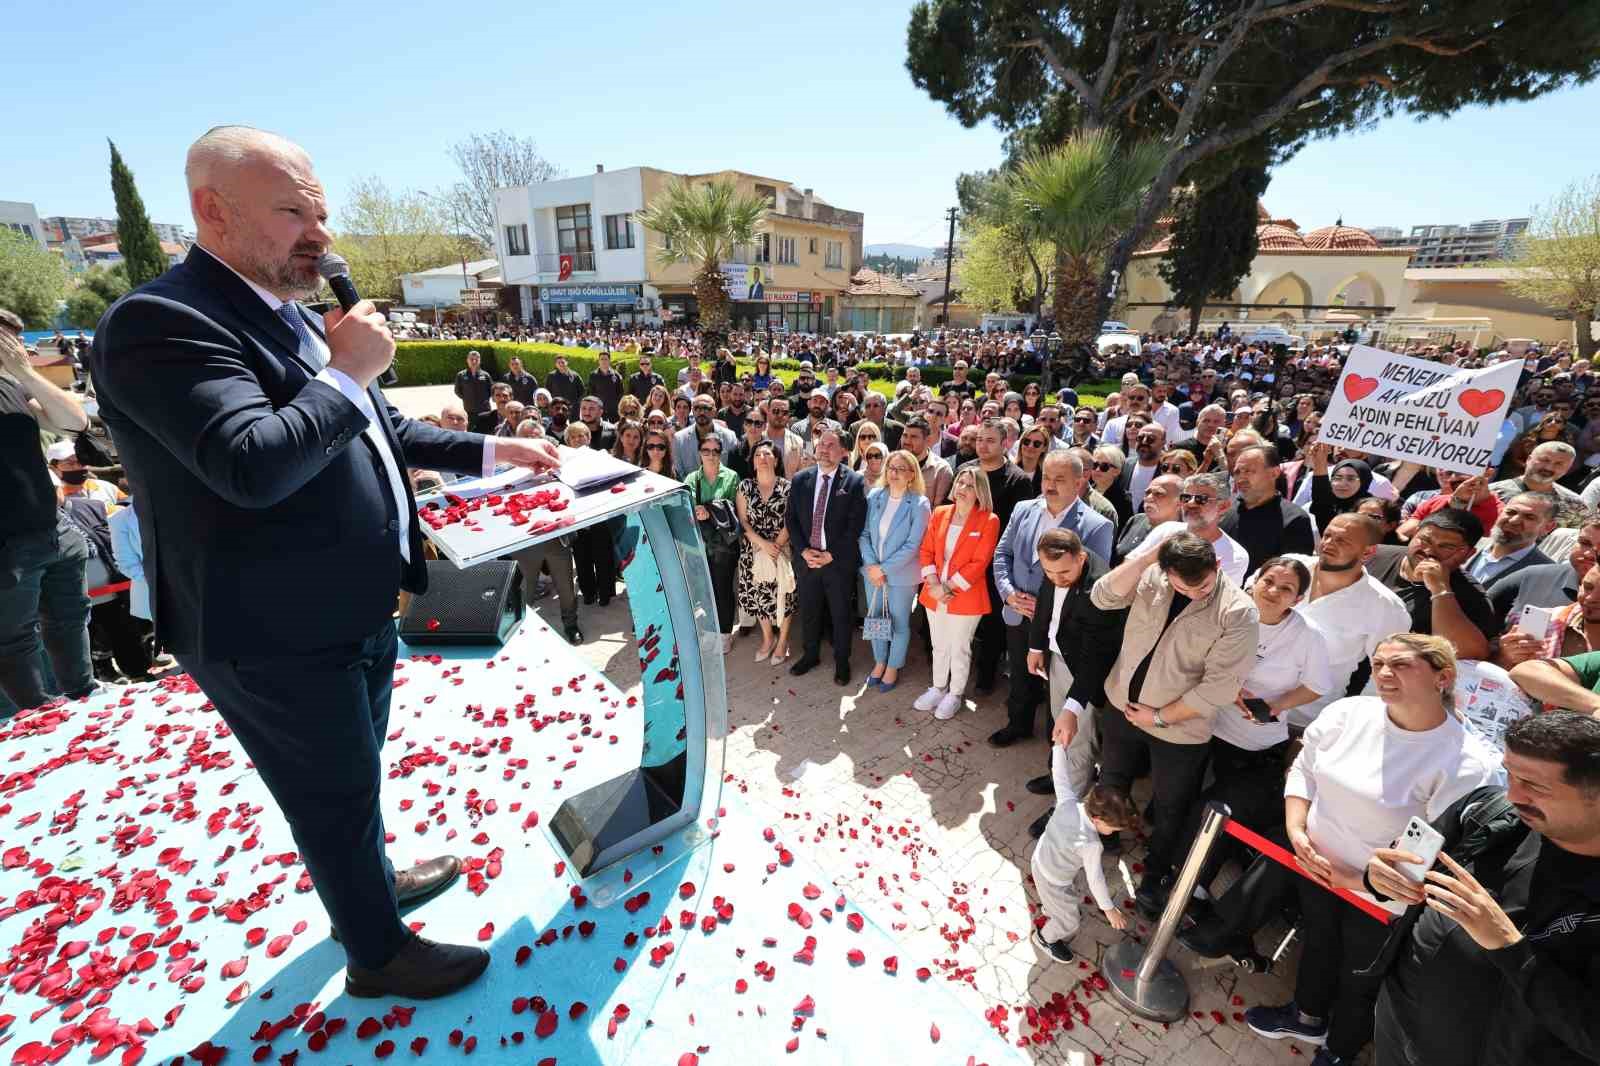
[1096,156,1185,332]
[694,259,730,351]
[1576,310,1598,361]
[1187,301,1203,337]
[1045,249,1102,391]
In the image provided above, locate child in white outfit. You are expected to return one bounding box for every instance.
[1030,743,1141,962]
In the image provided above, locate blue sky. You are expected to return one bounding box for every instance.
[10,0,1599,248]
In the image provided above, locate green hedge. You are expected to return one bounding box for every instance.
[392,340,1108,407]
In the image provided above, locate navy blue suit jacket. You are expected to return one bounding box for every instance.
[87,246,487,659]
[784,464,868,573]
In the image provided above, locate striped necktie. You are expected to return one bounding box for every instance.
[275,301,324,370]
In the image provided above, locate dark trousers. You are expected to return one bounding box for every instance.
[1294,875,1389,1060]
[708,554,737,635]
[90,594,155,677]
[572,525,616,604]
[0,522,94,714]
[973,572,1005,687]
[1004,620,1044,736]
[796,560,853,668]
[1098,705,1210,876]
[1194,737,1291,886]
[179,620,408,970]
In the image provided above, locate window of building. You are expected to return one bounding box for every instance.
[754,233,771,263]
[604,213,634,250]
[825,241,843,269]
[505,223,530,256]
[808,238,818,255]
[777,236,796,265]
[755,184,777,207]
[556,204,594,270]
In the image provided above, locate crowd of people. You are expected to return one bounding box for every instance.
[9,290,1600,1063]
[431,327,1600,1066]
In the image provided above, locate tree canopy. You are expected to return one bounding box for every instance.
[0,228,68,329]
[959,220,1050,315]
[333,177,480,303]
[445,130,563,249]
[1503,174,1600,360]
[633,178,769,340]
[64,264,132,329]
[908,0,1600,319]
[109,140,169,287]
[1157,162,1270,335]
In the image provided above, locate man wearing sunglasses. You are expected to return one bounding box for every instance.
[1124,423,1167,513]
[1135,472,1250,586]
[1068,407,1101,450]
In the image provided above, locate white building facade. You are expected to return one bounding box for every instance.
[0,201,46,248]
[397,258,501,309]
[494,167,651,325]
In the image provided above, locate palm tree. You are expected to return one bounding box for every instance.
[633,178,769,345]
[1008,131,1170,388]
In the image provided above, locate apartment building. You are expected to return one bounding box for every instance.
[494,166,863,331]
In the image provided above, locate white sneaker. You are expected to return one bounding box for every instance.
[934,693,962,720]
[913,686,945,712]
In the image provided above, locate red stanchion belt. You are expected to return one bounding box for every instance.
[87,580,132,598]
[1222,817,1393,925]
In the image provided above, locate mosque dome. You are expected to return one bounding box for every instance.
[1305,223,1380,250]
[1255,223,1306,250]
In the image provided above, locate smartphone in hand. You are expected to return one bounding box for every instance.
[1394,816,1446,882]
[1243,696,1275,723]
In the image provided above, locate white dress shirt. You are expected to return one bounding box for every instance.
[206,248,495,562]
[810,464,839,550]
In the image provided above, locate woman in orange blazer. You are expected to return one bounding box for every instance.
[913,466,1002,719]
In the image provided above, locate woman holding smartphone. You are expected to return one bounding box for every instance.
[1244,633,1503,1065]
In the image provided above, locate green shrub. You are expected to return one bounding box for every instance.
[392,339,1108,407]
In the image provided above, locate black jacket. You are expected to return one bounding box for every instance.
[1366,786,1600,1066]
[88,246,486,658]
[1026,553,1128,709]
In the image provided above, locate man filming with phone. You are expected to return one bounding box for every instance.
[1365,712,1600,1066]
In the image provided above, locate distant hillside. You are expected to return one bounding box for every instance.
[864,243,937,260]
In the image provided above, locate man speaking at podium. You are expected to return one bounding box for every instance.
[88,126,560,999]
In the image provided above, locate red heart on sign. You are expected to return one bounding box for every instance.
[1457,388,1505,418]
[1343,375,1380,403]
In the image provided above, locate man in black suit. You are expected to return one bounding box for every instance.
[784,427,867,685]
[501,355,539,405]
[87,125,561,1001]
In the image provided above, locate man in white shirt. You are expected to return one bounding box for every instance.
[1149,379,1182,442]
[1280,512,1412,729]
[1124,422,1166,513]
[1136,472,1250,586]
[1102,382,1152,448]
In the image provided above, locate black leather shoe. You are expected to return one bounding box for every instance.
[394,855,461,907]
[1136,873,1173,920]
[834,665,851,685]
[987,726,1027,749]
[974,679,996,697]
[1028,809,1053,839]
[1025,774,1055,796]
[1099,831,1123,856]
[345,935,490,999]
[563,625,584,644]
[789,657,819,677]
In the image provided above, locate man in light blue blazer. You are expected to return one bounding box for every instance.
[991,450,1113,748]
[857,453,931,693]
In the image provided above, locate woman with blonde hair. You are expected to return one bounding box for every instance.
[1244,631,1502,1064]
[645,384,672,421]
[850,421,884,468]
[1157,448,1198,478]
[858,450,930,692]
[858,441,889,488]
[913,465,1000,718]
[617,394,643,424]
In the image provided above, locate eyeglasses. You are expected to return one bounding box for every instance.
[1020,438,1045,449]
[1159,463,1188,473]
[1178,493,1216,505]
[1091,461,1118,472]
[646,443,667,451]
[746,418,766,427]
[1073,415,1094,423]
[700,449,721,456]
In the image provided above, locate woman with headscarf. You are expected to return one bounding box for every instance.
[1305,442,1372,532]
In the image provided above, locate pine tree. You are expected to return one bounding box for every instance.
[109,139,169,286]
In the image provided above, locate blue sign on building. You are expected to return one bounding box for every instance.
[540,284,639,305]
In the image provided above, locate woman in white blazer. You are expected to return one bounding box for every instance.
[858,450,931,693]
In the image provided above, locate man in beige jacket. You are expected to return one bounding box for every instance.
[1090,530,1258,918]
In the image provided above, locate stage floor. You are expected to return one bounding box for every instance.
[0,593,1303,1066]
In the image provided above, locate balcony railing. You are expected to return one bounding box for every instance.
[537,252,596,273]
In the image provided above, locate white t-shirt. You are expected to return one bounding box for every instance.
[1285,696,1504,912]
[1136,521,1249,586]
[1128,461,1159,511]
[1279,556,1413,729]
[1210,609,1336,751]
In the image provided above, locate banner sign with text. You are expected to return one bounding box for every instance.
[1316,345,1519,475]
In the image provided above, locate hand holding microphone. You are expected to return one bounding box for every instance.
[319,253,398,388]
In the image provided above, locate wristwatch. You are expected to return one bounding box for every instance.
[1152,710,1169,729]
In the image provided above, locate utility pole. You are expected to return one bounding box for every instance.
[940,206,957,329]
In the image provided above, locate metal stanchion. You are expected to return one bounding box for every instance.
[1104,801,1230,1022]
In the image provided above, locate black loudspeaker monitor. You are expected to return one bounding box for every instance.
[399,559,523,646]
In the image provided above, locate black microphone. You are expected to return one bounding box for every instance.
[317,252,398,387]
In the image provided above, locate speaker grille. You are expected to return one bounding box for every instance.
[399,560,522,645]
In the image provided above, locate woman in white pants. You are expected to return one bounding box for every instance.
[913,466,1001,719]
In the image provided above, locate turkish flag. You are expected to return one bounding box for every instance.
[558,254,573,281]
